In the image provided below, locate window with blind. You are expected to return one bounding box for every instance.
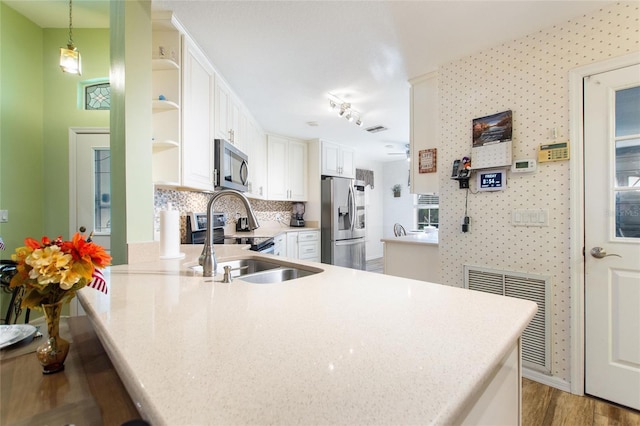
[415,194,439,229]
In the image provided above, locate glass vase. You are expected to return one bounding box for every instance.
[36,301,70,374]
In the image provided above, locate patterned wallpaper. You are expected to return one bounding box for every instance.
[437,2,638,383]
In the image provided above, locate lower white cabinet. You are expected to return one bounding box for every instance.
[286,232,298,258]
[273,233,286,257]
[284,231,320,262]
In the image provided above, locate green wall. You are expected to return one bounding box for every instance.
[1,2,109,321]
[0,2,44,257]
[0,1,109,260]
[42,27,110,238]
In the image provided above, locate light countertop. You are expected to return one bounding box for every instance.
[224,222,319,239]
[79,245,535,425]
[381,232,439,246]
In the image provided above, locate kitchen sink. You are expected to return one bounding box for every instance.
[216,258,282,278]
[238,267,317,284]
[185,256,322,283]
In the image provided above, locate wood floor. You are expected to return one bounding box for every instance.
[522,378,640,425]
[365,260,639,425]
[366,257,384,273]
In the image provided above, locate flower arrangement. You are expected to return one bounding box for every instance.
[10,233,111,309]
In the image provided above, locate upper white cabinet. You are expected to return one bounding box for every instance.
[151,14,182,186]
[214,77,232,142]
[409,72,439,195]
[214,77,249,151]
[321,139,355,178]
[267,135,308,201]
[181,36,215,191]
[151,12,266,194]
[246,119,267,199]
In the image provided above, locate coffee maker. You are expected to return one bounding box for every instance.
[290,202,305,227]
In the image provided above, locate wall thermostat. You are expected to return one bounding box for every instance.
[477,168,507,192]
[511,159,537,173]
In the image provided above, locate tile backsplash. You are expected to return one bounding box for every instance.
[154,188,293,242]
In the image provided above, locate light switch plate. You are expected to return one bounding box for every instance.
[511,209,548,227]
[0,210,7,223]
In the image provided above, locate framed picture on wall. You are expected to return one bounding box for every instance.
[419,148,437,173]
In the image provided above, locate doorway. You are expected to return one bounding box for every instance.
[570,54,640,410]
[69,128,111,251]
[69,128,110,316]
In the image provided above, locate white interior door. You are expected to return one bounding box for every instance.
[70,129,110,251]
[584,64,640,410]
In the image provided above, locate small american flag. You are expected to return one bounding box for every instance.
[0,236,5,250]
[88,268,108,294]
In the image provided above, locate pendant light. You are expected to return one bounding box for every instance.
[59,0,82,75]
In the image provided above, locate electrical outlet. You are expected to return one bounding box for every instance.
[275,213,282,221]
[0,210,8,223]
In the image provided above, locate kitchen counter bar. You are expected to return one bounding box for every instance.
[224,222,319,239]
[382,234,440,282]
[380,233,439,246]
[78,244,536,425]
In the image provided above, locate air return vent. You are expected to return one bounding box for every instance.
[464,265,551,374]
[365,125,388,133]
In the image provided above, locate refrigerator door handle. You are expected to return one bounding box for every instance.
[335,239,364,246]
[348,185,355,231]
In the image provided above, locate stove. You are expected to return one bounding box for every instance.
[186,212,226,244]
[235,236,275,254]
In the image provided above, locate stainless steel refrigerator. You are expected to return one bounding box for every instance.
[321,176,366,270]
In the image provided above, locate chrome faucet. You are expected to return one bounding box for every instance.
[199,189,259,277]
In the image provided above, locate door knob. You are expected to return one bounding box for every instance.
[590,247,622,259]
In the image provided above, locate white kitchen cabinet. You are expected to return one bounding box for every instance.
[267,135,308,201]
[214,76,247,151]
[296,231,320,262]
[151,15,182,186]
[286,233,298,258]
[409,72,439,195]
[284,231,320,261]
[321,139,355,178]
[246,119,267,199]
[273,233,286,257]
[214,76,232,142]
[181,36,214,191]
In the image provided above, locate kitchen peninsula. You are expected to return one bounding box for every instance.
[79,245,536,425]
[382,233,440,282]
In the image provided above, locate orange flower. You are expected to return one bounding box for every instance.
[61,232,112,269]
[24,237,42,250]
[9,233,111,308]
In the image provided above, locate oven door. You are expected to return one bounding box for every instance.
[258,243,275,255]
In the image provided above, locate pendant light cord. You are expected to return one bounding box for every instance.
[68,0,74,47]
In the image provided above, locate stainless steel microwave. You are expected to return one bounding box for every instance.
[214,139,248,192]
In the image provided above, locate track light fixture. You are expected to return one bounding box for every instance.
[327,95,363,128]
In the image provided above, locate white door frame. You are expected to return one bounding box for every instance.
[68,127,110,239]
[568,52,640,396]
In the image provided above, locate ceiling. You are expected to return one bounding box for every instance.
[7,0,613,162]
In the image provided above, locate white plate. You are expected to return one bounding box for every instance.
[0,324,37,349]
